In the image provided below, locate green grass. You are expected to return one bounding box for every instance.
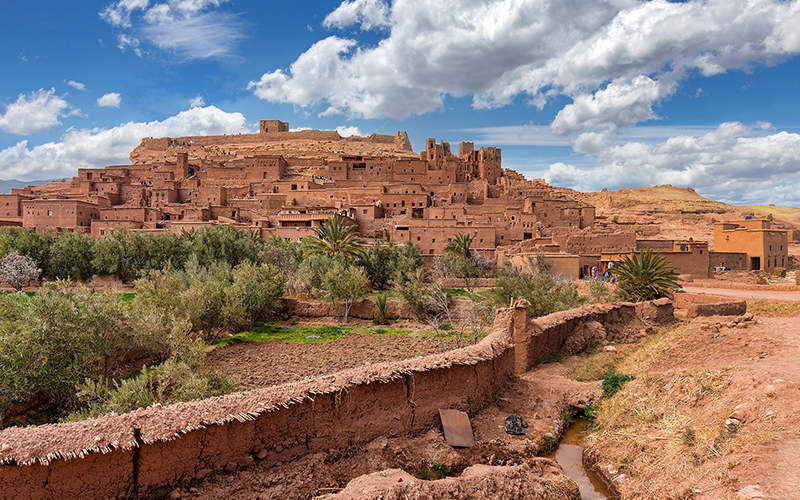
[215,322,414,346]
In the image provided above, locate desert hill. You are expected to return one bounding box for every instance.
[553,184,799,248]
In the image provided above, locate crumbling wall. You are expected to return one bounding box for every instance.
[512,299,674,373]
[0,298,673,499]
[672,292,746,318]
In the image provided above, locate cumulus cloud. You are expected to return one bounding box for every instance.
[323,0,391,31]
[335,125,362,137]
[189,95,205,107]
[540,122,800,205]
[249,0,800,128]
[97,92,122,108]
[0,106,251,180]
[100,0,244,59]
[0,88,80,135]
[67,80,87,92]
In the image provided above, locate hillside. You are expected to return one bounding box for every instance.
[557,184,799,247]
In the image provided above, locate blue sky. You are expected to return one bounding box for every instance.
[2,0,800,206]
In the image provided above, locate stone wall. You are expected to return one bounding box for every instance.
[0,299,673,499]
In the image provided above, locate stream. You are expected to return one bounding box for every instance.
[546,417,614,500]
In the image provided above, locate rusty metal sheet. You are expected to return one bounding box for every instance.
[439,409,475,448]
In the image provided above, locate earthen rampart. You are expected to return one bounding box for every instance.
[0,299,673,499]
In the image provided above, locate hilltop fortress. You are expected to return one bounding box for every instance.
[0,121,788,278]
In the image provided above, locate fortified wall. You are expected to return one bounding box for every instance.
[0,299,673,499]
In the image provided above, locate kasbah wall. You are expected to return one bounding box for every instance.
[0,299,674,499]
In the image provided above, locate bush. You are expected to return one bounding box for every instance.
[601,371,635,397]
[611,249,679,302]
[491,258,582,318]
[773,267,786,278]
[372,293,390,325]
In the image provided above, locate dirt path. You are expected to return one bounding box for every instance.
[682,286,800,301]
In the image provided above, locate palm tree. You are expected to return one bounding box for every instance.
[303,217,365,259]
[444,232,475,260]
[611,248,680,302]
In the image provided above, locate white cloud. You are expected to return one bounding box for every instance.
[117,33,143,57]
[550,76,672,137]
[0,89,80,135]
[100,0,243,60]
[539,122,800,205]
[189,95,205,107]
[336,125,362,137]
[97,92,122,108]
[0,106,251,180]
[67,81,88,92]
[250,0,800,128]
[323,0,391,31]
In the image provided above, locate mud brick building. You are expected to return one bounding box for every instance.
[9,121,741,277]
[712,219,789,272]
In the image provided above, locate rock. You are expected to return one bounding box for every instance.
[169,490,183,500]
[224,461,237,472]
[603,345,617,352]
[255,448,268,460]
[735,323,748,329]
[240,457,254,468]
[736,485,766,499]
[195,469,213,480]
[275,444,283,453]
[743,312,754,321]
[725,418,740,427]
[765,384,777,396]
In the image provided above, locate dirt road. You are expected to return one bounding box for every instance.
[682,286,800,302]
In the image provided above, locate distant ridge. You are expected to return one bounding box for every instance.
[0,179,57,194]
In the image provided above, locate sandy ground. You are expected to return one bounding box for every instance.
[683,286,800,301]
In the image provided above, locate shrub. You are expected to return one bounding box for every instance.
[372,293,390,325]
[773,267,786,278]
[491,258,582,318]
[601,371,635,397]
[611,249,679,302]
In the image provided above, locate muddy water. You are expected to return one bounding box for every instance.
[546,417,614,500]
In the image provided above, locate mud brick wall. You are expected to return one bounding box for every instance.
[0,306,518,500]
[512,298,674,373]
[0,298,673,499]
[672,292,747,318]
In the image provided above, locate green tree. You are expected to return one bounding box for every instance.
[320,262,370,322]
[303,217,365,259]
[444,232,475,260]
[396,268,435,322]
[49,230,97,280]
[296,253,335,295]
[611,249,680,302]
[187,224,265,268]
[0,227,54,277]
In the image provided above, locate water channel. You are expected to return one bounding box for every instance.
[546,417,614,500]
